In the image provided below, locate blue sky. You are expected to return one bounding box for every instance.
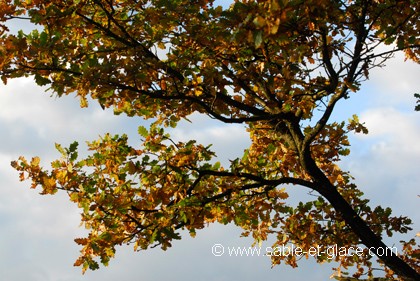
[0,6,419,281]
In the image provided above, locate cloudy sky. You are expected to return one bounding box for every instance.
[0,12,419,281]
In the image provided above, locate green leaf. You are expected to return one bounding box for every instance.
[338,148,350,156]
[283,104,291,112]
[241,150,249,162]
[70,151,78,162]
[70,192,79,202]
[39,31,48,46]
[162,228,181,240]
[34,74,51,86]
[254,30,263,48]
[213,161,221,170]
[267,143,276,154]
[138,126,149,138]
[55,143,67,156]
[69,141,79,153]
[150,229,158,243]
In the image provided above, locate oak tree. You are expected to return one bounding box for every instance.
[1,0,419,279]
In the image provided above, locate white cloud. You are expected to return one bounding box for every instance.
[363,47,419,107]
[0,78,128,140]
[342,106,420,240]
[358,107,420,154]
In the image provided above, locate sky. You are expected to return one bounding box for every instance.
[1,9,420,281]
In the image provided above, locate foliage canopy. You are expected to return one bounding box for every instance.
[1,0,419,279]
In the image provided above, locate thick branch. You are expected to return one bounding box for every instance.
[302,144,420,280]
[303,5,369,150]
[197,169,318,191]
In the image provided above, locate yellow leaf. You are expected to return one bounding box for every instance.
[278,192,288,199]
[56,170,68,182]
[31,156,40,166]
[194,88,203,96]
[258,62,265,72]
[253,16,266,28]
[80,96,88,108]
[309,223,316,234]
[42,176,56,193]
[270,19,280,34]
[67,163,73,173]
[157,42,166,49]
[271,0,280,11]
[326,36,333,45]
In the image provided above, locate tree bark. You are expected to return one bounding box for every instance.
[303,152,420,280]
[320,186,419,280]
